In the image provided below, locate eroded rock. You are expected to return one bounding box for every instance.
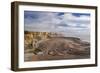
[35,37,90,57]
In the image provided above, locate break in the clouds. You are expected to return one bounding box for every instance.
[24,11,90,41]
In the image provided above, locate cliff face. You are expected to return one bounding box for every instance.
[24,31,90,61]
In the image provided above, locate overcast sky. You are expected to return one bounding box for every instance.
[24,11,90,42]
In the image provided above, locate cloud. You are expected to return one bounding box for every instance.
[24,11,90,29]
[58,13,90,28]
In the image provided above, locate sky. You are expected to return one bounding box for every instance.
[24,11,90,42]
